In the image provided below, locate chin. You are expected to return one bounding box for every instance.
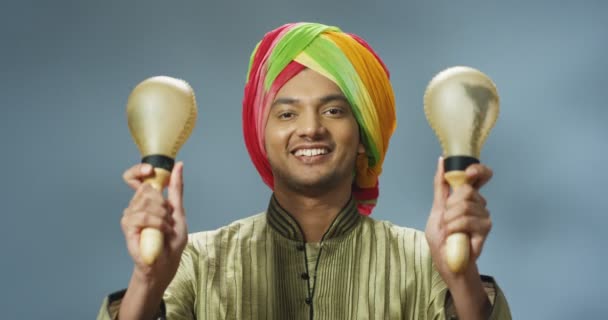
[271,164,353,193]
[284,174,345,193]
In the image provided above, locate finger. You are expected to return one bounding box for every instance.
[444,201,490,224]
[470,234,487,260]
[129,184,165,213]
[432,156,450,209]
[168,162,185,217]
[446,184,487,209]
[123,163,154,190]
[444,215,492,236]
[465,164,493,190]
[165,213,176,228]
[124,202,171,224]
[127,183,147,209]
[122,211,173,235]
[162,201,176,226]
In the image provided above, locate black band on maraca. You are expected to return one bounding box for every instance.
[142,155,175,172]
[444,156,479,172]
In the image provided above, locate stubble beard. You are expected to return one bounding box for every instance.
[270,160,354,197]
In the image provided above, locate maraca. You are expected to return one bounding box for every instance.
[126,76,197,265]
[424,66,499,273]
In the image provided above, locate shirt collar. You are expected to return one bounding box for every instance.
[266,194,361,242]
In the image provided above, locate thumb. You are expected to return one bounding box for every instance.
[168,161,185,215]
[432,156,449,210]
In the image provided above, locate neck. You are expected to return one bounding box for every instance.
[273,183,352,243]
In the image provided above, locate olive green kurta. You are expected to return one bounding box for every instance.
[98,196,511,319]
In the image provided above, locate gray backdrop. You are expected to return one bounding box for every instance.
[1,0,606,318]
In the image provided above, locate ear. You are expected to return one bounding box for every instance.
[357,143,366,154]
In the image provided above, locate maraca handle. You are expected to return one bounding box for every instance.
[140,168,171,265]
[140,228,164,265]
[445,232,470,273]
[443,170,471,273]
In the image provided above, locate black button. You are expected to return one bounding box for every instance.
[301,272,309,280]
[305,297,312,305]
[296,244,305,251]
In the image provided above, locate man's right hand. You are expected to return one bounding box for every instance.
[118,162,188,319]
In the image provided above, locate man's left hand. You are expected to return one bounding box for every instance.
[425,156,493,284]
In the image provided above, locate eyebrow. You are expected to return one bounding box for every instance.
[271,94,349,108]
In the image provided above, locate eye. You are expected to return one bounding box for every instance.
[323,107,345,117]
[278,111,296,120]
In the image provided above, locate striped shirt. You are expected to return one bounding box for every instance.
[98,195,511,319]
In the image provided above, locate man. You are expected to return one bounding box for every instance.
[98,22,511,319]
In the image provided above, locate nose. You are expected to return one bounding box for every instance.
[296,110,326,139]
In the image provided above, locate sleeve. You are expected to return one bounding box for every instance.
[420,236,511,320]
[96,242,199,320]
[96,290,166,320]
[443,275,512,320]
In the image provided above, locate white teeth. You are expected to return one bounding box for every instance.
[294,148,328,157]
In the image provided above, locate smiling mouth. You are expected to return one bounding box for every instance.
[291,148,331,164]
[293,148,329,157]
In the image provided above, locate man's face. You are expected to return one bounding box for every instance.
[264,68,365,195]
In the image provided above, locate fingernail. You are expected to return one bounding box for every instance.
[141,164,151,174]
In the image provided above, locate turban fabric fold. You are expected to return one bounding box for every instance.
[242,22,396,215]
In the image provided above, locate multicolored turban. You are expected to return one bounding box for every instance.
[242,22,396,215]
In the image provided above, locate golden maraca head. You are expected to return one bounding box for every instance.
[126,76,197,265]
[424,67,499,273]
[424,66,499,170]
[126,76,197,171]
